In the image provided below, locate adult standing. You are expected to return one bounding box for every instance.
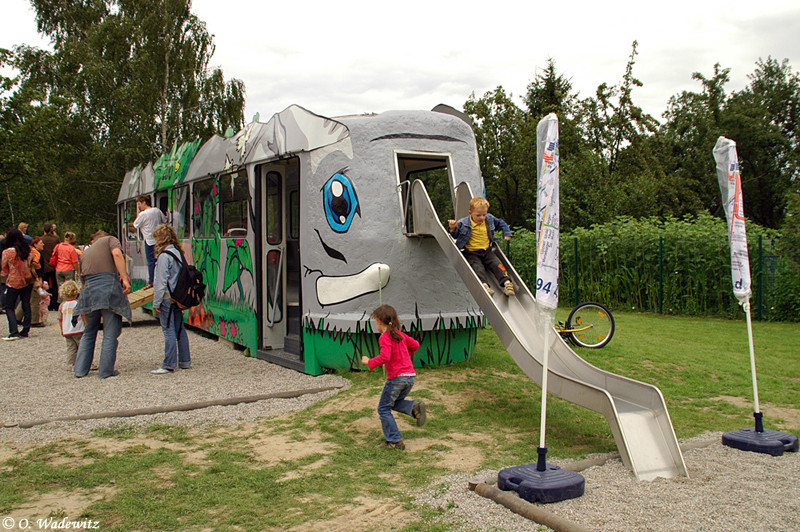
[73,230,132,379]
[41,223,61,310]
[1,229,34,340]
[17,222,33,245]
[0,227,9,314]
[133,195,166,289]
[150,224,192,374]
[53,232,81,289]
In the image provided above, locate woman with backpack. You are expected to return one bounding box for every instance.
[150,223,192,374]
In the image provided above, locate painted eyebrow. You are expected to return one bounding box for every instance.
[369,133,465,143]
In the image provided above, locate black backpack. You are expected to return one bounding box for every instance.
[164,249,206,309]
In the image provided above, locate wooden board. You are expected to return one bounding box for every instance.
[128,287,153,309]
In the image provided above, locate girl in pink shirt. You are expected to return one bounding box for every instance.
[361,304,427,450]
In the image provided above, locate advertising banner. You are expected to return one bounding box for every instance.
[713,136,752,305]
[536,113,560,310]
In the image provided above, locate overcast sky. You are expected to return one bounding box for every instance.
[3,0,799,124]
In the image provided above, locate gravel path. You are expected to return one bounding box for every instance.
[0,308,349,443]
[416,434,800,531]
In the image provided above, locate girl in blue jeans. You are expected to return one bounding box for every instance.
[361,305,427,450]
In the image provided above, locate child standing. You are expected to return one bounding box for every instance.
[448,197,515,296]
[58,280,85,367]
[37,281,51,325]
[361,304,427,450]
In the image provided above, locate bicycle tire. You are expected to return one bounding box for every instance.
[566,302,615,348]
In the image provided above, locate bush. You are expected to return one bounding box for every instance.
[507,214,798,320]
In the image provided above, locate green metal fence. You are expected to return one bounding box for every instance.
[510,234,784,321]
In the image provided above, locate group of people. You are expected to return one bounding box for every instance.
[70,220,190,378]
[2,194,511,450]
[1,202,190,380]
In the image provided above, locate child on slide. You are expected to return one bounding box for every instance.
[448,196,514,296]
[361,304,427,450]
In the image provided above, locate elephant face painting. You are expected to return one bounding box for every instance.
[300,109,484,332]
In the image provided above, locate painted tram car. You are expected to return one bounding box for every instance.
[117,104,486,375]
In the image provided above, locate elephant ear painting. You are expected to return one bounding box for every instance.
[118,104,485,375]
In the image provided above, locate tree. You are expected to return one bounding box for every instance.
[723,57,799,228]
[659,58,799,228]
[1,0,245,234]
[658,63,732,218]
[566,42,664,228]
[463,86,535,228]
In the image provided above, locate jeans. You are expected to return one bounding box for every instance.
[4,284,32,338]
[158,299,191,370]
[377,375,416,443]
[145,243,156,284]
[464,247,510,287]
[74,308,123,379]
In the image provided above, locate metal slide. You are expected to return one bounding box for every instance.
[412,180,688,481]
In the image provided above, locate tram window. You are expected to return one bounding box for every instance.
[266,172,282,245]
[173,185,190,238]
[192,178,217,239]
[289,190,299,239]
[125,201,139,240]
[221,171,249,238]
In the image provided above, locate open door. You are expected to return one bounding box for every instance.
[257,158,303,371]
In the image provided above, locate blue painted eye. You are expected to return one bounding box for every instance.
[322,173,360,233]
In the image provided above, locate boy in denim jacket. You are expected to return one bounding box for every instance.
[448,197,514,296]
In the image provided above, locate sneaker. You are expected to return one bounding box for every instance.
[179,364,192,370]
[2,336,21,341]
[151,367,174,374]
[380,440,405,450]
[30,323,46,328]
[482,283,495,296]
[412,401,427,427]
[503,281,515,296]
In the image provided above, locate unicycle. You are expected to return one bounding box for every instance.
[558,302,615,349]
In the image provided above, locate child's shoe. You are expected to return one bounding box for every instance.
[503,281,515,296]
[412,401,427,427]
[381,440,405,450]
[482,283,495,296]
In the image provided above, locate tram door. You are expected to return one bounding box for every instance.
[259,158,302,357]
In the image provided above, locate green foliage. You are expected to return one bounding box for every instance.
[0,0,245,233]
[509,214,799,320]
[463,86,536,228]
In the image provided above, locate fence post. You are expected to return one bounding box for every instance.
[659,236,664,314]
[757,234,763,321]
[573,237,579,307]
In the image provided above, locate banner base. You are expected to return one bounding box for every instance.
[722,427,799,456]
[498,461,585,504]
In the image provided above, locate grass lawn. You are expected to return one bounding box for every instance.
[1,310,798,530]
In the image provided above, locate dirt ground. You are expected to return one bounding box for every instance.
[1,375,502,531]
[3,377,800,531]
